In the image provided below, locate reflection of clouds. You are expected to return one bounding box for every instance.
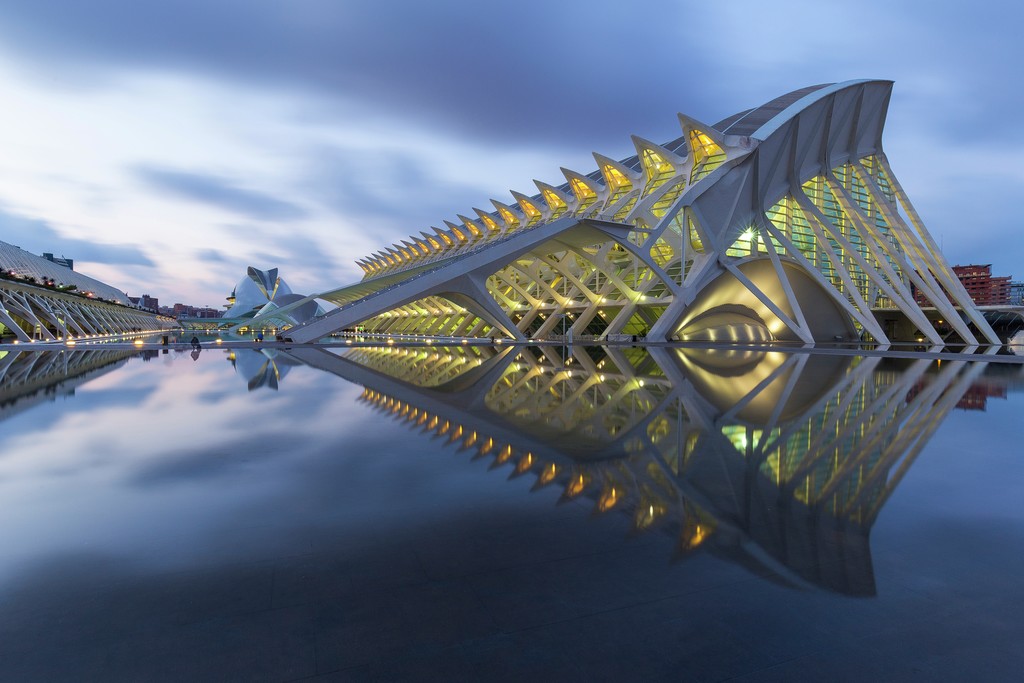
[0,347,554,586]
[2,346,1021,590]
[0,351,366,574]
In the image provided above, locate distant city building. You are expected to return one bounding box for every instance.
[173,303,222,319]
[952,265,1009,306]
[914,264,1011,307]
[129,294,159,311]
[42,253,74,270]
[1010,281,1024,306]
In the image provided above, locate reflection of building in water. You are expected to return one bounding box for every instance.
[225,348,306,391]
[284,344,997,596]
[954,384,1006,411]
[0,349,136,421]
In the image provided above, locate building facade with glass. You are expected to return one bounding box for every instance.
[257,80,998,346]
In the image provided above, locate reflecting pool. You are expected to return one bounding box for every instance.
[1,344,1023,681]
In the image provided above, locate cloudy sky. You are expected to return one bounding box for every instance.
[0,0,1021,306]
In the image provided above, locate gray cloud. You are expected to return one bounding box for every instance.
[0,205,154,267]
[215,223,344,291]
[304,146,492,238]
[0,0,714,146]
[194,248,229,263]
[134,166,308,221]
[0,0,1021,154]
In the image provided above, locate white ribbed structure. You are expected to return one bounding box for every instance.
[0,240,174,340]
[254,80,999,347]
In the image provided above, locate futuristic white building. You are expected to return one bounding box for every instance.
[255,80,999,346]
[219,267,324,330]
[0,240,174,341]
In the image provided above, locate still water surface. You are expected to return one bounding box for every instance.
[0,344,1023,681]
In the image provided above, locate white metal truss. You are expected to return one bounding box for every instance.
[0,280,174,341]
[251,80,998,347]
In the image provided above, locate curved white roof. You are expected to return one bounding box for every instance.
[0,240,132,304]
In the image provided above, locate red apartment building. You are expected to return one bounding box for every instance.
[915,264,1011,307]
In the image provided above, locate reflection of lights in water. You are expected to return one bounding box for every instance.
[598,486,619,511]
[566,473,587,497]
[495,444,513,464]
[681,519,711,549]
[331,344,998,596]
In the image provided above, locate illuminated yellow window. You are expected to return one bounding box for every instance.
[689,130,727,182]
[479,213,500,233]
[602,164,633,207]
[497,205,520,229]
[649,236,674,268]
[448,225,467,243]
[726,227,757,258]
[613,195,638,221]
[640,148,676,195]
[603,164,630,190]
[650,180,685,218]
[542,188,567,212]
[569,176,596,200]
[687,215,705,254]
[517,197,543,227]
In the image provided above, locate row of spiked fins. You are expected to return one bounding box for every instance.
[356,114,753,279]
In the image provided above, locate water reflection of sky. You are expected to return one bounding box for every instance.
[0,349,562,581]
[1,346,1023,679]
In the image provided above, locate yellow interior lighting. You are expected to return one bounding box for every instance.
[641,148,674,176]
[518,198,542,219]
[688,130,724,163]
[497,206,520,228]
[602,164,631,190]
[480,214,500,233]
[569,177,597,200]
[542,188,567,211]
